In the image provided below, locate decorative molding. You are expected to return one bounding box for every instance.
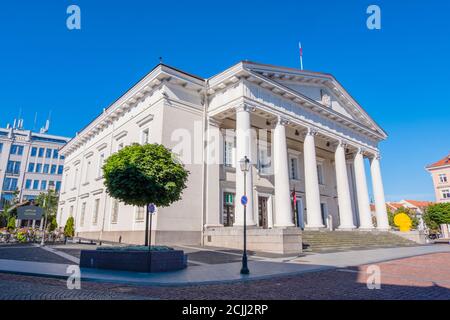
[114,130,128,141]
[136,114,154,127]
[91,188,104,195]
[96,143,108,152]
[79,193,90,199]
[84,151,94,159]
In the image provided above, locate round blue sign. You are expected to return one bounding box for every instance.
[148,204,156,214]
[241,195,248,206]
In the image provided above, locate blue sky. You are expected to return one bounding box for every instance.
[0,0,449,201]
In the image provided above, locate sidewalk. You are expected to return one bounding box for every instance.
[294,245,450,268]
[0,259,331,286]
[0,245,448,287]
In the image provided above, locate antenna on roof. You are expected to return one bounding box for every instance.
[33,112,38,132]
[40,110,52,134]
[159,57,163,64]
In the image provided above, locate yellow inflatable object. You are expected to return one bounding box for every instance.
[394,213,412,232]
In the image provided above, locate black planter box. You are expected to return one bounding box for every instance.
[80,249,188,273]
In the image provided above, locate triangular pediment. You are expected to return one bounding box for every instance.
[242,62,386,138]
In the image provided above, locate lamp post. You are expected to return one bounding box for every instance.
[239,156,250,275]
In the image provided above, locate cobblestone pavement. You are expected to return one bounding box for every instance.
[0,252,449,300]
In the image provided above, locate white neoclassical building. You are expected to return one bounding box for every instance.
[57,61,390,254]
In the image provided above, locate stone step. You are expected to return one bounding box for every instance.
[301,230,418,252]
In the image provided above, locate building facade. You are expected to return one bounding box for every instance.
[57,62,390,252]
[426,153,450,203]
[0,124,70,209]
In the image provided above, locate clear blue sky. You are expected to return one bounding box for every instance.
[0,0,448,201]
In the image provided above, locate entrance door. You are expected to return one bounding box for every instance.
[258,196,269,229]
[320,203,328,228]
[223,193,235,227]
[295,198,305,229]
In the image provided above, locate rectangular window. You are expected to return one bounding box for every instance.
[439,174,448,183]
[0,143,3,153]
[317,164,324,185]
[3,178,18,191]
[28,163,35,173]
[31,147,37,157]
[55,181,61,192]
[33,180,40,190]
[224,140,235,167]
[92,199,100,225]
[111,200,119,224]
[80,202,86,227]
[25,179,32,189]
[50,165,57,175]
[41,180,47,191]
[136,206,145,222]
[257,143,272,175]
[289,156,299,180]
[84,161,91,183]
[57,165,64,175]
[38,148,45,158]
[45,149,52,158]
[6,161,21,175]
[98,154,105,177]
[73,168,79,189]
[442,189,450,199]
[141,128,150,145]
[10,145,23,155]
[60,155,65,160]
[36,163,42,173]
[53,149,59,159]
[43,164,50,174]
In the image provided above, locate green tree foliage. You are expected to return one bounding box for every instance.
[36,189,59,232]
[7,216,16,231]
[64,216,75,237]
[394,207,419,230]
[423,203,450,233]
[103,144,189,207]
[48,215,58,233]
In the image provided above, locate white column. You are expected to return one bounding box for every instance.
[234,105,256,226]
[273,117,294,227]
[353,149,374,230]
[303,128,324,229]
[335,142,355,230]
[370,154,390,230]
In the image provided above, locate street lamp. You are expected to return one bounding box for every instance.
[239,156,250,275]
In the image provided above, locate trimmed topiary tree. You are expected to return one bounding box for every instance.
[48,215,58,233]
[64,216,75,237]
[102,143,189,245]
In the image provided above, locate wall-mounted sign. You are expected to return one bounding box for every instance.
[17,206,44,220]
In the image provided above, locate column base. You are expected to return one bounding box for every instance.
[376,227,391,232]
[304,225,326,231]
[337,225,356,231]
[358,226,374,231]
[273,223,296,228]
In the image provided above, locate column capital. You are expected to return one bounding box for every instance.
[369,152,381,160]
[235,104,255,113]
[208,118,222,128]
[276,116,289,126]
[337,140,348,148]
[305,127,318,137]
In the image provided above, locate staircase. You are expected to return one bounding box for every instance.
[302,230,418,252]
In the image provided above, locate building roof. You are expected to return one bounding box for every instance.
[427,153,450,169]
[403,200,434,208]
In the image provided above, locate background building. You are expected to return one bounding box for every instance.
[0,119,70,210]
[426,154,450,203]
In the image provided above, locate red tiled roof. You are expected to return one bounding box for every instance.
[404,200,434,208]
[427,154,450,169]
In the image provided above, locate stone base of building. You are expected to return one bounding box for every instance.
[203,227,302,255]
[76,230,202,246]
[389,230,427,244]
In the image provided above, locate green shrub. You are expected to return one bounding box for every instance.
[48,216,58,233]
[7,217,16,231]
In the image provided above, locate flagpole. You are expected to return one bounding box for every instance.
[299,42,304,71]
